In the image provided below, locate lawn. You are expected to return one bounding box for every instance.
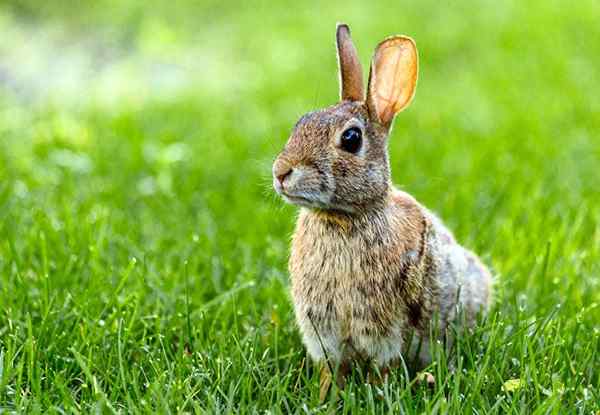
[0,0,599,413]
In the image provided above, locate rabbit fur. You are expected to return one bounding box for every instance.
[272,24,492,376]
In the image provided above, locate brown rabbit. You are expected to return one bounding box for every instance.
[272,24,492,396]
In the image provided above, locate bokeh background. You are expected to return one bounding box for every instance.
[1,0,599,412]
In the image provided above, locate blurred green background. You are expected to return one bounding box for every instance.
[0,0,599,412]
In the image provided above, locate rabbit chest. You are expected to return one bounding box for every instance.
[289,203,436,364]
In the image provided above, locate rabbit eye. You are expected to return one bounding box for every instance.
[340,127,362,154]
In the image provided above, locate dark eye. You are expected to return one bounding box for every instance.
[340,127,362,154]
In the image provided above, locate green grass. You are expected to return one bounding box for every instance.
[1,0,599,413]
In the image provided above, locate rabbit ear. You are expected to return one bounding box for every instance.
[366,36,418,128]
[336,23,364,102]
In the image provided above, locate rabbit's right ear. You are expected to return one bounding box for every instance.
[366,36,418,128]
[336,23,364,102]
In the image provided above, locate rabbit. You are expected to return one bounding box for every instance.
[272,23,492,396]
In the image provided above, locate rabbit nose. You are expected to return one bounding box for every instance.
[276,168,293,186]
[273,158,295,190]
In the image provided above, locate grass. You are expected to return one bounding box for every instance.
[0,0,599,413]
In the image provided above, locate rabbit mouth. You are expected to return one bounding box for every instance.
[281,192,330,209]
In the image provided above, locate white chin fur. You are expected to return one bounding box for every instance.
[281,193,330,209]
[281,193,358,214]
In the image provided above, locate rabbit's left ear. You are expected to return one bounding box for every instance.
[336,23,364,102]
[367,36,418,128]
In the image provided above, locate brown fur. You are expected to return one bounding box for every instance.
[290,190,436,338]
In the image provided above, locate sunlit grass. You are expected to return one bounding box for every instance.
[0,0,599,412]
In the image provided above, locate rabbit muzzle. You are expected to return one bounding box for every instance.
[272,158,333,209]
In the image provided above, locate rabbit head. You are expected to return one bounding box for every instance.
[273,24,418,213]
